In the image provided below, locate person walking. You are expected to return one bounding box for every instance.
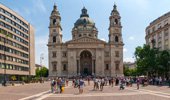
[100,78,104,91]
[168,77,170,87]
[66,78,69,86]
[111,78,114,87]
[105,77,108,86]
[159,77,162,86]
[59,78,63,93]
[137,78,140,89]
[130,78,133,87]
[79,78,85,94]
[50,78,55,93]
[88,77,90,86]
[120,81,124,90]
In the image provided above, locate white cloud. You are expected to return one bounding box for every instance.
[100,38,106,41]
[34,0,46,12]
[124,57,135,63]
[35,34,48,68]
[123,48,128,52]
[129,36,134,40]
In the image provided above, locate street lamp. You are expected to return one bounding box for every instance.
[3,34,8,86]
[40,54,44,83]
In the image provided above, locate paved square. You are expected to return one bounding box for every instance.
[0,81,170,100]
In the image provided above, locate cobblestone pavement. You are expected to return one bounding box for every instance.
[1,81,170,100]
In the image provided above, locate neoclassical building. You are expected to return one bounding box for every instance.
[47,4,124,77]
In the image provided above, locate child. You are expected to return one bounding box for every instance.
[120,81,124,90]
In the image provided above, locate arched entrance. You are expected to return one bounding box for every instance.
[80,50,92,75]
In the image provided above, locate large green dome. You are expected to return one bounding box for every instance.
[75,17,94,26]
[74,7,95,26]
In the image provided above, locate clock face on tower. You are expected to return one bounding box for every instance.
[115,29,118,32]
[53,29,56,32]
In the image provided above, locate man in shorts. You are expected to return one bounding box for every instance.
[79,78,85,94]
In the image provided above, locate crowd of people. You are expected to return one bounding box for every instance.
[50,76,170,94]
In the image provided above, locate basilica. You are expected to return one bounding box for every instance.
[47,3,124,77]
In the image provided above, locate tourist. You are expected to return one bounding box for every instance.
[79,78,85,94]
[120,81,124,90]
[126,78,129,86]
[130,78,133,87]
[50,78,55,93]
[155,77,158,85]
[159,77,162,86]
[66,78,69,86]
[152,77,155,85]
[100,77,105,91]
[105,77,108,86]
[137,78,140,89]
[111,78,114,87]
[168,77,170,87]
[93,77,97,90]
[97,77,100,90]
[59,78,63,93]
[88,77,90,86]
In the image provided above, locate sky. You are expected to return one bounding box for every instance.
[1,0,170,68]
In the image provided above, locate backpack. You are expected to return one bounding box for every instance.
[52,81,56,86]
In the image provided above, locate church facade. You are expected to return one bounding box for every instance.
[47,4,124,77]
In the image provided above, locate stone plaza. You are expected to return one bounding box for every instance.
[1,81,170,100]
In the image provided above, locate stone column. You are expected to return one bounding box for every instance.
[78,60,80,75]
[92,59,94,76]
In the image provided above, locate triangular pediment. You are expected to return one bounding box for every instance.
[66,36,106,44]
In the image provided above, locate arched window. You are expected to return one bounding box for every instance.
[63,64,66,70]
[53,19,56,25]
[53,64,56,71]
[114,19,118,25]
[115,36,119,42]
[79,34,82,37]
[53,36,56,43]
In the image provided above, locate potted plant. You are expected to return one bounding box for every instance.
[11,76,17,86]
[21,76,26,85]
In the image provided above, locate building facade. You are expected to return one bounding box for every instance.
[48,4,124,77]
[123,62,137,70]
[146,12,170,50]
[0,3,35,82]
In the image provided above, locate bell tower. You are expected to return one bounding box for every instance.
[108,3,123,43]
[49,3,62,44]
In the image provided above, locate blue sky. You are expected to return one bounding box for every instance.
[1,0,170,68]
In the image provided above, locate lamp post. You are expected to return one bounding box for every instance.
[3,33,8,86]
[40,54,44,83]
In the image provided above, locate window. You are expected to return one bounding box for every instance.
[159,33,162,38]
[52,52,56,57]
[165,20,168,26]
[53,36,56,43]
[114,19,118,25]
[106,64,109,70]
[164,29,168,36]
[0,15,4,19]
[63,52,67,57]
[116,64,119,70]
[158,24,161,29]
[1,8,5,13]
[152,27,155,32]
[105,52,109,57]
[165,40,168,46]
[149,38,151,43]
[53,19,56,25]
[158,42,162,48]
[63,64,66,70]
[88,34,91,36]
[53,64,56,71]
[115,36,119,42]
[79,34,82,37]
[115,51,119,57]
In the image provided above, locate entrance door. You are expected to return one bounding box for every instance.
[84,68,88,75]
[80,50,92,75]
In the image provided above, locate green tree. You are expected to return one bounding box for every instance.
[158,50,170,77]
[40,67,49,77]
[134,44,159,76]
[123,65,130,76]
[36,68,41,77]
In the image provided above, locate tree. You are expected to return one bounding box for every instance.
[40,67,49,77]
[123,65,130,76]
[158,50,170,77]
[36,68,41,77]
[134,44,159,77]
[36,67,49,77]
